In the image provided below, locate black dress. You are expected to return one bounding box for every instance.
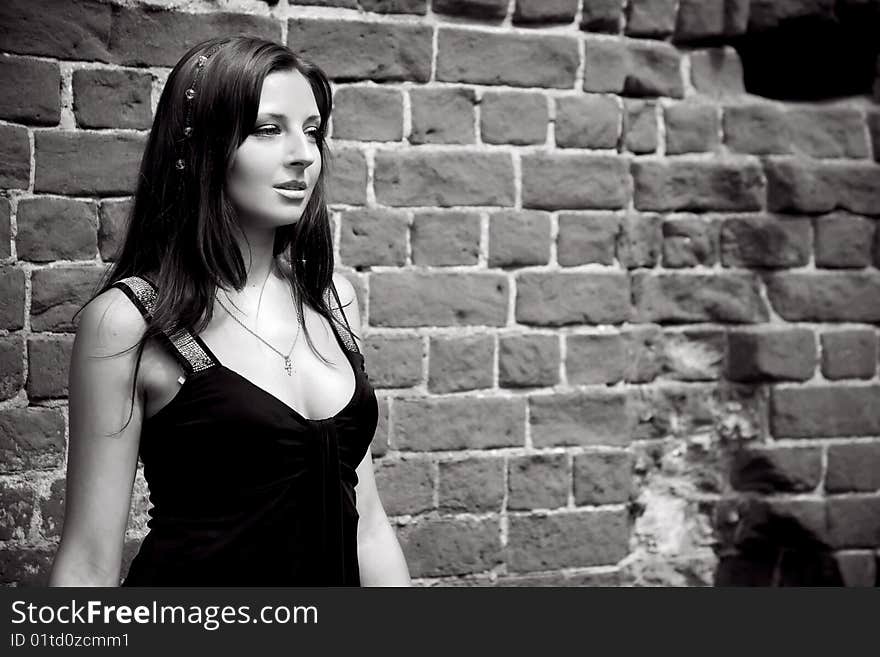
[113,276,378,586]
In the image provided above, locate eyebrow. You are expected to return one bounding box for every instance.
[256,112,321,123]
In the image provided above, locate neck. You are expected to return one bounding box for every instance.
[235,225,278,291]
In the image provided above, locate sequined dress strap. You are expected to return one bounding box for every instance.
[112,276,218,375]
[325,280,360,354]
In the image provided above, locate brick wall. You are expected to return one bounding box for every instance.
[1,0,879,587]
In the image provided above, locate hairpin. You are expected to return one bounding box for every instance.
[176,45,222,172]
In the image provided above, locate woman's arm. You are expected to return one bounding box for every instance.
[48,288,147,587]
[333,273,411,586]
[355,450,411,586]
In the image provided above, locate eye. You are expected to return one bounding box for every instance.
[304,125,322,140]
[253,124,281,137]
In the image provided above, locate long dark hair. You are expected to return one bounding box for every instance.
[84,36,349,431]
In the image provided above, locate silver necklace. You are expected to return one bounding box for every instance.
[217,291,301,376]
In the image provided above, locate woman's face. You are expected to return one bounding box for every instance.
[225,69,322,230]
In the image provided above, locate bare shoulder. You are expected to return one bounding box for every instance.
[331,272,357,309]
[76,287,148,354]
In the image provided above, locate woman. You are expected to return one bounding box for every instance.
[48,36,410,586]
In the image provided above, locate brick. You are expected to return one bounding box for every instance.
[674,0,749,41]
[557,212,619,266]
[814,212,874,268]
[39,477,64,539]
[766,272,880,322]
[111,7,280,67]
[730,446,822,493]
[72,69,151,130]
[290,0,357,7]
[0,266,26,330]
[339,209,407,268]
[573,451,633,504]
[632,158,764,212]
[433,0,507,19]
[35,132,146,196]
[690,47,746,98]
[662,214,718,267]
[772,385,880,438]
[16,197,98,263]
[358,0,427,14]
[374,458,434,515]
[664,103,720,154]
[522,154,629,210]
[374,151,514,207]
[370,272,507,327]
[821,329,877,380]
[0,336,24,401]
[0,480,34,541]
[617,212,662,268]
[513,0,578,24]
[438,457,505,512]
[835,551,877,587]
[827,443,880,493]
[555,95,620,149]
[31,265,106,332]
[583,37,628,93]
[764,159,880,215]
[828,496,880,549]
[0,56,60,126]
[332,87,403,142]
[0,546,54,586]
[0,407,65,473]
[0,125,30,189]
[480,91,548,145]
[496,570,622,587]
[488,210,551,267]
[411,212,480,266]
[662,328,725,381]
[566,333,626,385]
[437,28,578,89]
[580,0,623,33]
[27,335,75,399]
[364,335,422,388]
[720,215,811,268]
[530,391,631,447]
[623,100,657,153]
[289,18,431,82]
[516,271,630,326]
[787,108,870,159]
[748,0,836,32]
[621,324,664,383]
[428,335,494,393]
[508,453,568,510]
[0,0,112,61]
[507,509,629,571]
[392,397,525,451]
[410,87,475,145]
[498,334,559,388]
[327,148,367,206]
[626,0,677,37]
[624,40,684,99]
[398,517,502,577]
[723,104,791,155]
[0,199,9,258]
[98,199,131,262]
[726,328,816,382]
[633,272,768,323]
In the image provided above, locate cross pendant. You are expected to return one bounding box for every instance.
[284,357,293,376]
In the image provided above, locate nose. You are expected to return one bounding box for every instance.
[284,130,315,169]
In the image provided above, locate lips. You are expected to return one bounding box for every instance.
[274,180,307,191]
